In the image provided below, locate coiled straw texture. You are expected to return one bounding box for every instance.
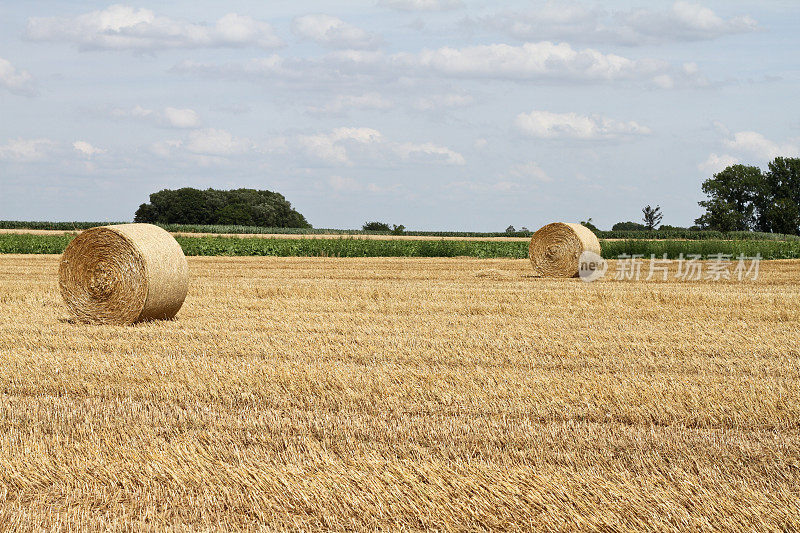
[59,223,188,324]
[528,222,602,278]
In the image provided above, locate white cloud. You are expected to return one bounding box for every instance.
[26,6,284,51]
[308,93,394,115]
[292,14,381,50]
[175,42,703,89]
[480,1,757,46]
[393,142,465,165]
[623,1,758,43]
[378,0,463,11]
[723,131,800,160]
[0,57,35,95]
[0,138,55,161]
[507,162,552,182]
[163,107,201,128]
[293,127,463,166]
[73,141,106,157]
[151,128,254,163]
[515,110,651,139]
[394,41,702,86]
[697,153,739,174]
[110,105,200,128]
[297,127,384,165]
[148,125,464,169]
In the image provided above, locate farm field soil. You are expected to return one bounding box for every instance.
[0,255,798,530]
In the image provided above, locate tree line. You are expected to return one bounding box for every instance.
[695,157,800,234]
[603,156,799,235]
[134,188,311,228]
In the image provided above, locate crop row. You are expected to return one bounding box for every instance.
[3,234,800,259]
[2,220,798,241]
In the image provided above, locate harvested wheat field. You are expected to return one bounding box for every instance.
[0,254,799,530]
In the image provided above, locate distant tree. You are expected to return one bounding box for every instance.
[505,225,516,233]
[694,165,762,231]
[580,218,599,233]
[612,221,647,231]
[134,188,311,228]
[642,205,663,230]
[759,157,800,234]
[695,158,800,234]
[363,221,392,232]
[391,224,406,235]
[520,226,529,232]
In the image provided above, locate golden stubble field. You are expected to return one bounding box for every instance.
[0,254,798,530]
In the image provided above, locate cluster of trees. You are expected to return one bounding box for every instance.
[363,221,406,234]
[695,157,800,234]
[134,188,311,228]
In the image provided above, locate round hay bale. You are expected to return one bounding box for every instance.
[59,223,188,324]
[528,222,601,278]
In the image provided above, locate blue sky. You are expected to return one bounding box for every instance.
[1,1,798,230]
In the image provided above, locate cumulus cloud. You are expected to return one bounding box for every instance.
[479,1,757,46]
[697,153,739,174]
[176,41,705,89]
[26,5,284,51]
[296,127,382,165]
[151,128,255,164]
[394,41,704,86]
[378,0,463,11]
[723,131,800,160]
[0,138,56,161]
[0,57,35,95]
[149,125,462,168]
[292,14,381,49]
[622,1,758,43]
[515,110,651,139]
[290,127,464,166]
[110,105,200,128]
[394,142,465,165]
[163,107,201,128]
[73,141,106,157]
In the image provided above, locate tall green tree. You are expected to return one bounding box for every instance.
[642,205,663,230]
[695,164,763,231]
[759,157,800,234]
[695,159,800,234]
[134,188,311,228]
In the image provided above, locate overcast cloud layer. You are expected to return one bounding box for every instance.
[1,1,797,230]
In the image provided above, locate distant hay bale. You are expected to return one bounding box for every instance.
[59,223,188,325]
[528,222,601,278]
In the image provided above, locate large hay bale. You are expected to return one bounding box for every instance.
[528,222,601,278]
[59,223,188,324]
